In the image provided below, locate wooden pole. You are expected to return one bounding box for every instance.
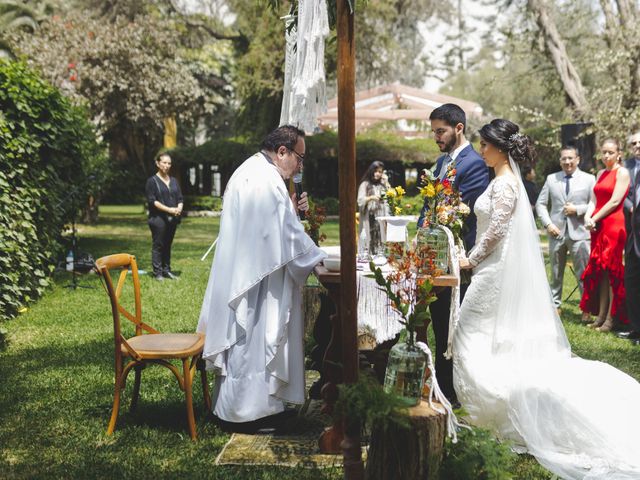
[336,1,363,479]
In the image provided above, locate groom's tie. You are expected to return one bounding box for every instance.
[439,154,453,180]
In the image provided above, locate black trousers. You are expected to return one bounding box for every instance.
[429,283,469,402]
[625,246,640,332]
[148,216,178,276]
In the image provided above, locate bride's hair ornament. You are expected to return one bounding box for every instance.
[479,119,536,167]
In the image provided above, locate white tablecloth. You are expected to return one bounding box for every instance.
[356,264,404,344]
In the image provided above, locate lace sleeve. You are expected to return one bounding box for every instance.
[468,177,518,267]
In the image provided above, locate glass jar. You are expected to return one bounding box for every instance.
[383,333,428,406]
[417,224,449,273]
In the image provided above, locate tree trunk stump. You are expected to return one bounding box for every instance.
[365,400,447,480]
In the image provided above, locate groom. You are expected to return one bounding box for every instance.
[417,103,490,404]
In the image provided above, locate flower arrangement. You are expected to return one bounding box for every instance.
[419,166,470,242]
[382,185,408,216]
[302,198,327,246]
[369,243,439,336]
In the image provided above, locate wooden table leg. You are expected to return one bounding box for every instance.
[317,283,344,454]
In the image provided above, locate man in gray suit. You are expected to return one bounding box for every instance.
[619,131,640,344]
[536,146,596,311]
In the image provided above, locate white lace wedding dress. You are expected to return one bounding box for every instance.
[453,168,640,480]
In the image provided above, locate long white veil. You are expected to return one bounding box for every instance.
[494,156,640,480]
[491,156,571,360]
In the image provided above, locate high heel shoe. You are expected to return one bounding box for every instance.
[596,317,615,332]
[588,317,606,329]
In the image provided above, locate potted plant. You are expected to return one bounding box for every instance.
[369,243,439,405]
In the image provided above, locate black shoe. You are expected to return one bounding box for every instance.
[616,330,640,340]
[215,409,297,434]
[163,271,178,280]
[154,275,164,281]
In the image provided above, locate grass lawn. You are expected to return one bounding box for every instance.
[1,205,639,479]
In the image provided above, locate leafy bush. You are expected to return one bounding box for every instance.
[314,197,339,215]
[440,426,517,480]
[0,60,104,321]
[183,195,222,211]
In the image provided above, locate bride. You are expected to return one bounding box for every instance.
[454,119,640,479]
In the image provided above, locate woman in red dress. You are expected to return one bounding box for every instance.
[580,138,631,332]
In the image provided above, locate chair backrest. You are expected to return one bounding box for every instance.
[95,254,158,360]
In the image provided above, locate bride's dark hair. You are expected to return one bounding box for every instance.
[479,119,536,167]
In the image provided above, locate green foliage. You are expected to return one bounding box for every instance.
[227,1,286,139]
[0,60,104,321]
[183,195,222,212]
[308,130,441,165]
[313,196,339,215]
[0,325,7,350]
[334,373,412,429]
[440,426,517,480]
[0,0,50,58]
[169,137,255,170]
[12,11,231,175]
[403,193,425,216]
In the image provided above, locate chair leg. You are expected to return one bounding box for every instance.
[183,358,197,440]
[107,370,122,435]
[130,365,142,413]
[199,359,212,412]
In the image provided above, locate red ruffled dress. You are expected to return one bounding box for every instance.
[580,168,628,323]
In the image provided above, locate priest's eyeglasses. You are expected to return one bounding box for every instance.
[290,149,305,164]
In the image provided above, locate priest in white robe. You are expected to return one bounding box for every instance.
[197,125,326,424]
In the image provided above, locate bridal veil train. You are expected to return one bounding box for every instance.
[453,119,640,480]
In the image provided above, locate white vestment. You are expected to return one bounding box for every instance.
[197,153,326,423]
[453,160,640,479]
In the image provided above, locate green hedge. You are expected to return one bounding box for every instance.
[182,195,222,211]
[0,61,104,321]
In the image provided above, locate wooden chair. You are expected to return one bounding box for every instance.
[95,253,211,440]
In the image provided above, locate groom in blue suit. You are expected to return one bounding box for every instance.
[417,103,490,403]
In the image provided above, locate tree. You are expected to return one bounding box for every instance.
[0,0,50,57]
[12,13,227,179]
[527,0,590,119]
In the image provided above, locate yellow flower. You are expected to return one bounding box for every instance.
[394,206,402,215]
[395,186,405,196]
[385,188,397,198]
[422,184,436,198]
[435,183,444,193]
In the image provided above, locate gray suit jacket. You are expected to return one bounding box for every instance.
[536,169,595,241]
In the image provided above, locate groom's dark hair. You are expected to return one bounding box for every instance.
[429,103,466,133]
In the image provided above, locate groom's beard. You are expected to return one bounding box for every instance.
[438,135,457,153]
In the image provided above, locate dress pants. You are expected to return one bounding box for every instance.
[624,248,640,332]
[148,215,178,276]
[429,283,469,402]
[549,235,590,307]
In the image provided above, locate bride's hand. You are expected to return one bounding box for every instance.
[459,257,472,270]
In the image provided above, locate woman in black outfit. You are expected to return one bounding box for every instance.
[145,153,183,280]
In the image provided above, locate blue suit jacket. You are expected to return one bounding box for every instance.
[417,144,490,251]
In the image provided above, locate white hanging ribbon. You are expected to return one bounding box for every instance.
[441,225,461,360]
[415,341,465,441]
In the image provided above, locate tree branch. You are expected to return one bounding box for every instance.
[527,0,590,119]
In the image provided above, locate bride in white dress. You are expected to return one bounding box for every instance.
[454,119,640,480]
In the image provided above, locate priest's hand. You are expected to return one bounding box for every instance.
[293,191,309,215]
